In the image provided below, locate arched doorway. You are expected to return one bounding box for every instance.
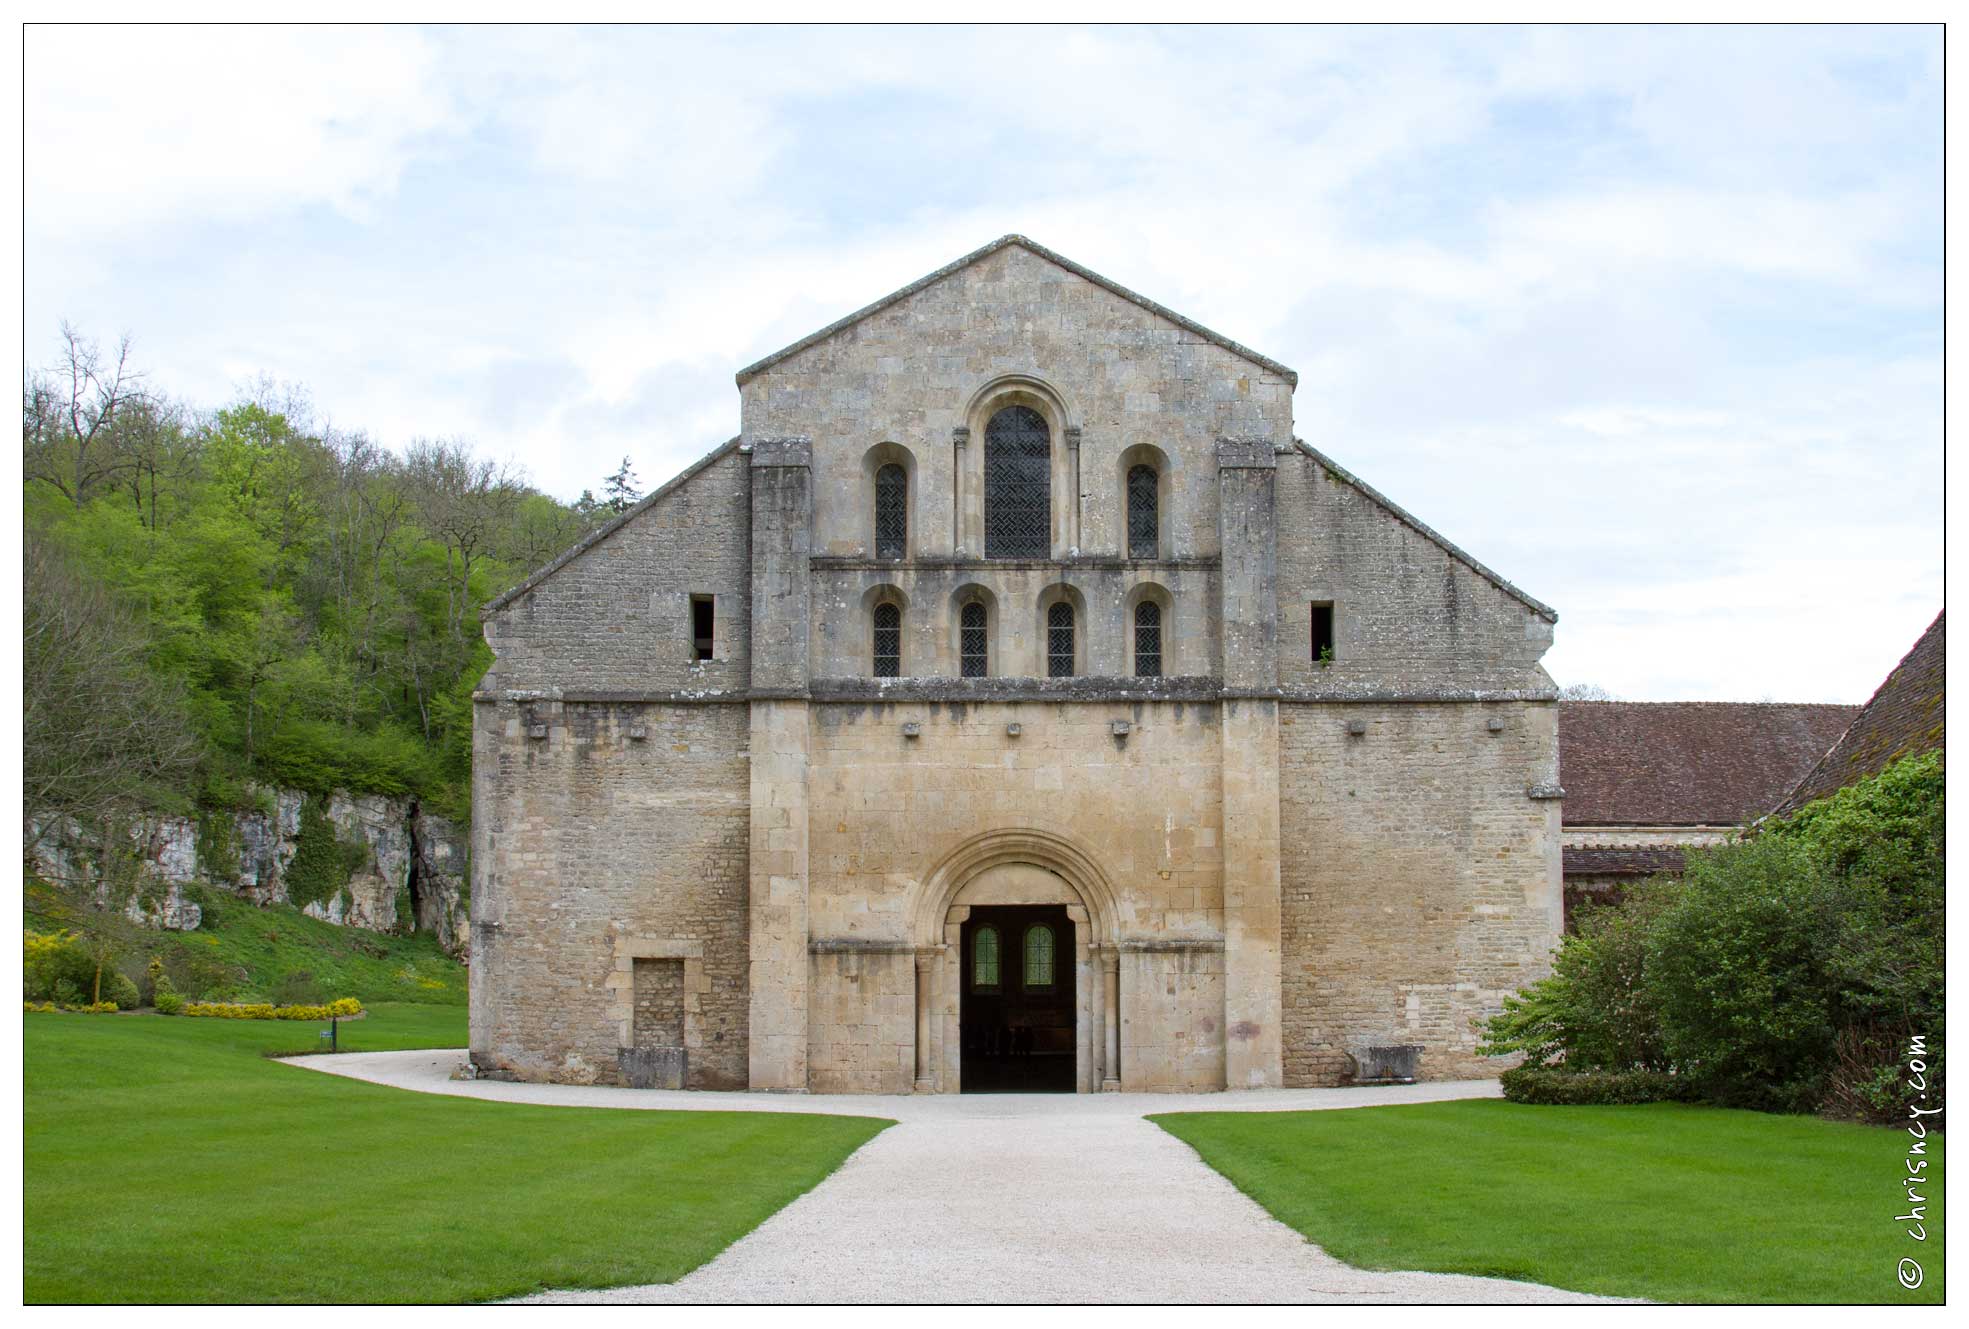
[959,901,1075,1092]
[908,831,1122,1094]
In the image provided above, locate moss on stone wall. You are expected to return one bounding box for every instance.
[284,798,367,911]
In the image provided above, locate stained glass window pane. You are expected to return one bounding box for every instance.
[875,464,907,559]
[1047,602,1075,678]
[984,406,1050,558]
[960,601,988,678]
[973,926,1000,990]
[873,602,901,678]
[1024,924,1054,989]
[1127,464,1159,559]
[1134,600,1162,678]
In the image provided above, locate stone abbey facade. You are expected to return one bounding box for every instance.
[468,236,1565,1094]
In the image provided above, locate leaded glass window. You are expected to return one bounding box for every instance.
[875,463,907,559]
[1047,602,1075,678]
[960,601,988,678]
[984,405,1050,558]
[873,602,901,678]
[1127,464,1159,559]
[973,926,1000,991]
[1023,924,1055,990]
[1134,600,1162,678]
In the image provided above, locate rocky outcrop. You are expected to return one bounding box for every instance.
[26,788,470,956]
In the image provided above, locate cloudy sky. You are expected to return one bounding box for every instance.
[24,24,1941,703]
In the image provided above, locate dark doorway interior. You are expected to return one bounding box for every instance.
[960,904,1075,1093]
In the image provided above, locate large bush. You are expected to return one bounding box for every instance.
[1483,750,1943,1122]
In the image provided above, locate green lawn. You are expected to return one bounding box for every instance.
[26,1005,890,1303]
[1155,1100,1943,1304]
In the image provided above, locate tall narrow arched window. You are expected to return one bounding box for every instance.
[872,602,901,678]
[972,926,1000,991]
[984,405,1051,559]
[1023,924,1055,990]
[960,601,988,678]
[874,463,907,559]
[1047,601,1075,678]
[1134,600,1162,677]
[1127,464,1159,559]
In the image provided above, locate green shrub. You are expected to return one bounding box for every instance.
[1499,1066,1698,1105]
[271,969,325,1007]
[1477,883,1676,1071]
[154,989,186,1016]
[1482,751,1944,1121]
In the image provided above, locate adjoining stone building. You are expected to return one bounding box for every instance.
[469,235,1567,1094]
[1557,701,1858,924]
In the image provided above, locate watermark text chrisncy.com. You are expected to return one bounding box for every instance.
[1896,1034,1938,1291]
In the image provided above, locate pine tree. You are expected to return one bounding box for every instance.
[601,456,641,515]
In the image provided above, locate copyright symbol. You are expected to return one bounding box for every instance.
[1898,1258,1923,1289]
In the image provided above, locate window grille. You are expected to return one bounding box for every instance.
[1023,924,1055,990]
[984,405,1050,558]
[873,602,901,678]
[960,601,988,678]
[875,463,907,559]
[1127,464,1159,559]
[973,926,1000,990]
[1134,600,1162,677]
[1047,602,1075,678]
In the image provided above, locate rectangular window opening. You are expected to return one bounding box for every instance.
[1310,602,1335,665]
[691,594,716,662]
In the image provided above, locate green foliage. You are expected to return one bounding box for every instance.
[1481,751,1945,1122]
[1477,884,1675,1071]
[23,333,600,817]
[283,798,368,910]
[1498,1066,1698,1105]
[153,989,186,1016]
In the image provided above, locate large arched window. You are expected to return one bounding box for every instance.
[1047,602,1076,678]
[972,925,1001,991]
[984,405,1050,559]
[1127,464,1159,560]
[1134,600,1162,677]
[1023,924,1055,990]
[960,600,988,678]
[872,601,901,678]
[874,463,907,559]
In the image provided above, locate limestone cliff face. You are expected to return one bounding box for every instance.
[26,788,469,957]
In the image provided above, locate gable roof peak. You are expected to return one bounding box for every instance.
[735,234,1297,387]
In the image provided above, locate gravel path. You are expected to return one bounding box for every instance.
[284,1050,1619,1304]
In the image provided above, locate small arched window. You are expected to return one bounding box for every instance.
[875,463,907,559]
[960,601,988,678]
[973,926,1000,991]
[1134,600,1162,678]
[1047,602,1075,678]
[1023,924,1055,990]
[1127,464,1159,559]
[985,405,1051,559]
[872,602,901,678]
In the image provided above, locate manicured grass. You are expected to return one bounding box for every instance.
[1155,1100,1943,1304]
[26,1006,889,1303]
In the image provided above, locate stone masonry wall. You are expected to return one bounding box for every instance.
[469,699,750,1088]
[1278,699,1563,1086]
[484,446,752,697]
[1273,450,1554,694]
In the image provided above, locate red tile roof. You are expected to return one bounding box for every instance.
[1563,846,1690,877]
[1559,701,1860,827]
[1771,611,1944,818]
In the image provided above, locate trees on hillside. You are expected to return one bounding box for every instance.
[22,329,604,820]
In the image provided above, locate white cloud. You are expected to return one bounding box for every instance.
[22,24,1941,702]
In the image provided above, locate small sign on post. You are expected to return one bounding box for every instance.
[319,1015,339,1053]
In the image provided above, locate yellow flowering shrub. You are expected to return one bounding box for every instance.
[183,998,365,1021]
